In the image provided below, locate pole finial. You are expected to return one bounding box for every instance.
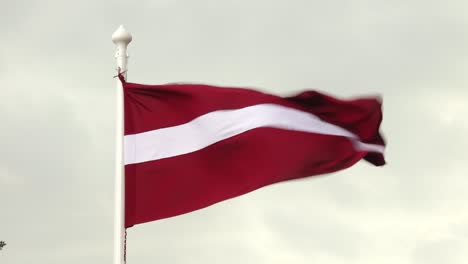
[112,25,132,76]
[112,25,132,45]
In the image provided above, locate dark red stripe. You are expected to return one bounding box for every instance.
[123,82,384,147]
[125,128,367,227]
[124,82,284,135]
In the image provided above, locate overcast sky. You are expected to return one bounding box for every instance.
[1,0,467,263]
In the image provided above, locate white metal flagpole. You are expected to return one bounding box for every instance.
[112,25,132,264]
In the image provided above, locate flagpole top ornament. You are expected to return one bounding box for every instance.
[112,25,132,46]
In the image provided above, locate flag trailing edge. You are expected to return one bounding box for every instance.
[120,75,386,227]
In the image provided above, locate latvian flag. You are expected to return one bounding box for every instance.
[121,76,386,227]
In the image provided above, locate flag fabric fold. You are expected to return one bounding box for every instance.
[121,76,385,227]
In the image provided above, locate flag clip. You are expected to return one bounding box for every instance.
[113,67,127,83]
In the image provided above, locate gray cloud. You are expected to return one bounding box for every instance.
[1,0,467,263]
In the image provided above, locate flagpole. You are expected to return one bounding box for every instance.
[112,25,132,264]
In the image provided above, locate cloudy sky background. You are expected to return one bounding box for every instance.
[1,0,467,263]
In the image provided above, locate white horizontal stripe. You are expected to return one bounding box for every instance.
[124,104,384,165]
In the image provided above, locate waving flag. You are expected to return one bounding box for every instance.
[121,76,385,227]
